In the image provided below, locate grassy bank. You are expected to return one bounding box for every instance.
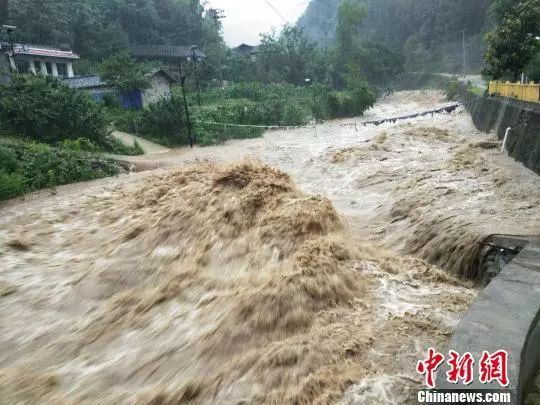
[0,137,120,201]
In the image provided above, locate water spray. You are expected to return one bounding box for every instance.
[501,127,511,153]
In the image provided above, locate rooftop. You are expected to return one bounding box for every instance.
[63,75,106,89]
[0,42,80,59]
[233,43,259,55]
[63,70,176,89]
[130,44,206,59]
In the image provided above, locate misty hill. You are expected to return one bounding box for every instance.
[297,0,493,73]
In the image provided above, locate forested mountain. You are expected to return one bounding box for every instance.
[297,0,494,73]
[0,0,224,61]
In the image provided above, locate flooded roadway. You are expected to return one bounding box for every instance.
[0,91,538,404]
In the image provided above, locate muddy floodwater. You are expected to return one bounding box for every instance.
[1,91,539,404]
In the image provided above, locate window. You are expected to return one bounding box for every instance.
[34,61,41,73]
[57,63,68,77]
[46,62,52,75]
[15,60,30,74]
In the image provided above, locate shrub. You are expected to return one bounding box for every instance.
[327,89,375,118]
[118,81,373,147]
[112,97,188,146]
[0,75,111,146]
[0,137,119,201]
[58,138,100,153]
[445,79,461,101]
[0,170,25,200]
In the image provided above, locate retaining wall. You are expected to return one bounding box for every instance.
[461,91,540,175]
[436,236,540,404]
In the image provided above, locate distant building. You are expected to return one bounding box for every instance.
[1,42,79,78]
[63,69,176,109]
[233,43,259,61]
[130,44,206,78]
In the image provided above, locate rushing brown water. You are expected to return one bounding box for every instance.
[0,91,538,404]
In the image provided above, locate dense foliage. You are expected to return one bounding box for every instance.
[99,51,150,93]
[331,0,404,90]
[223,26,326,86]
[0,137,119,200]
[0,75,109,144]
[115,81,374,146]
[2,0,224,65]
[0,75,143,155]
[484,0,540,80]
[112,96,188,146]
[256,26,325,86]
[297,0,492,74]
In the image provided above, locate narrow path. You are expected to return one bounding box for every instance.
[112,130,170,155]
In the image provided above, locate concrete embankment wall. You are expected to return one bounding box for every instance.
[461,90,540,175]
[436,236,540,404]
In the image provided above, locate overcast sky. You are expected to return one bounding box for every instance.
[206,0,310,47]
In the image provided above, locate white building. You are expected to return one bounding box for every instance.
[63,69,176,109]
[1,42,79,78]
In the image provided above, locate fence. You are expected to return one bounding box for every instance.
[488,81,540,103]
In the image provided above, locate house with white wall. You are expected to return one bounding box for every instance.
[63,69,176,109]
[1,42,79,77]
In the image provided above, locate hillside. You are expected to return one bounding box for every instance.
[297,0,493,73]
[1,0,223,61]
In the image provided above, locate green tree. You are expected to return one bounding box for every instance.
[5,0,227,72]
[484,0,540,80]
[0,75,110,145]
[100,51,150,93]
[257,26,324,85]
[8,0,71,45]
[335,0,367,57]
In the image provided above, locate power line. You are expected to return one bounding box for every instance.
[262,0,289,24]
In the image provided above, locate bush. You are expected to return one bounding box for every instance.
[327,87,375,118]
[116,81,373,147]
[0,137,119,201]
[112,97,188,146]
[445,79,461,101]
[58,138,101,153]
[0,75,111,146]
[0,170,25,200]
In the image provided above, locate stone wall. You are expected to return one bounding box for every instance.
[461,90,540,175]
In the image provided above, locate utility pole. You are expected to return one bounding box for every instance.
[179,62,194,148]
[462,29,466,78]
[191,45,201,106]
[208,8,225,85]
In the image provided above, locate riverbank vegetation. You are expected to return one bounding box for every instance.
[0,136,119,200]
[113,80,375,147]
[0,0,489,198]
[0,76,142,200]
